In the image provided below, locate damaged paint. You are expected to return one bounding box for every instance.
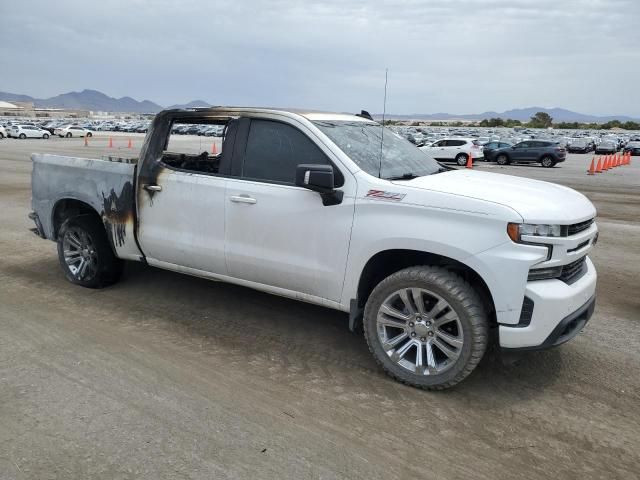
[30,153,143,262]
[101,181,134,247]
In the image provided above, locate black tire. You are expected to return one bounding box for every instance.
[496,154,509,165]
[455,153,468,166]
[43,133,49,139]
[541,156,556,168]
[19,133,26,139]
[0,132,4,139]
[57,215,123,289]
[86,132,92,137]
[363,266,488,390]
[66,132,72,138]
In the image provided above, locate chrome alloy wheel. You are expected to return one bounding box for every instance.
[62,226,98,281]
[376,288,464,375]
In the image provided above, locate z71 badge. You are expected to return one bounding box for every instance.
[365,189,406,201]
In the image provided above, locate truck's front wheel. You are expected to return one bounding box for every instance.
[57,216,123,288]
[363,266,488,390]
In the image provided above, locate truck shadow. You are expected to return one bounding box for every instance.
[6,255,564,407]
[119,262,565,405]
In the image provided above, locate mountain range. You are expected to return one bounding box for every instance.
[0,89,211,113]
[0,89,637,122]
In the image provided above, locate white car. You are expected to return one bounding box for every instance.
[420,137,485,166]
[9,125,51,139]
[30,107,598,390]
[0,125,6,139]
[54,125,93,138]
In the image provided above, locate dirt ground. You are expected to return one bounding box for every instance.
[1,134,638,479]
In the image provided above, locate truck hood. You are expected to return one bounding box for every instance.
[395,169,596,224]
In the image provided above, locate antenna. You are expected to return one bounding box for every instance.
[378,68,388,179]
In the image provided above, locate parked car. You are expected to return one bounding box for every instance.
[420,138,485,165]
[623,141,640,156]
[595,140,617,154]
[481,141,512,162]
[54,126,93,138]
[29,107,598,390]
[493,141,566,167]
[9,125,51,139]
[0,125,6,139]
[567,138,591,153]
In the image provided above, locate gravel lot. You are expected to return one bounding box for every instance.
[1,134,639,479]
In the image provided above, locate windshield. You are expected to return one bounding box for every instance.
[313,120,442,179]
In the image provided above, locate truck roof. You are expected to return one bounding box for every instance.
[165,106,373,123]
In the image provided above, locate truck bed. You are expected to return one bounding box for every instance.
[31,154,143,260]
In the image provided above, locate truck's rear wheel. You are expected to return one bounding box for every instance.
[57,216,123,288]
[363,266,488,390]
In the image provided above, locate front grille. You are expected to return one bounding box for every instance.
[559,256,587,284]
[567,218,594,236]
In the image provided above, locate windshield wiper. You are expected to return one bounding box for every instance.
[386,173,420,180]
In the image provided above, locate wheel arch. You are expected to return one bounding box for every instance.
[51,198,102,240]
[350,249,497,331]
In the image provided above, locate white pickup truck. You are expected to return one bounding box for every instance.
[30,107,598,389]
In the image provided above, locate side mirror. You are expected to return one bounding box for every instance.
[295,164,343,206]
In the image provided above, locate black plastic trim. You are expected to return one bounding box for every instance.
[513,296,534,328]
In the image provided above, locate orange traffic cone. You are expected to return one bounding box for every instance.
[587,157,595,175]
[616,154,621,167]
[466,152,473,169]
[603,155,610,171]
[211,142,218,154]
[84,136,89,146]
[127,138,133,149]
[595,156,602,173]
[108,137,113,148]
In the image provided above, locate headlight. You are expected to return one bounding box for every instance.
[507,223,563,242]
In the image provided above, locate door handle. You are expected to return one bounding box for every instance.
[229,195,257,205]
[143,184,162,192]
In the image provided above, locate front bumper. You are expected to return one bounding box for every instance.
[499,257,597,349]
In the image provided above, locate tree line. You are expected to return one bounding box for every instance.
[385,111,640,130]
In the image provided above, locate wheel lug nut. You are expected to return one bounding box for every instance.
[411,332,416,337]
[420,337,426,342]
[409,322,414,327]
[428,332,434,337]
[425,321,431,326]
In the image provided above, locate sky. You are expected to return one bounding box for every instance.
[1,0,639,116]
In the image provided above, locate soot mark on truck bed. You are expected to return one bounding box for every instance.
[102,182,134,247]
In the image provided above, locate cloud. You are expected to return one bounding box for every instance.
[0,0,638,115]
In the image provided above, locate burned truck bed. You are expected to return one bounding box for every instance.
[31,154,143,261]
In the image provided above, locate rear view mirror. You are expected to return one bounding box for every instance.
[295,164,343,206]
